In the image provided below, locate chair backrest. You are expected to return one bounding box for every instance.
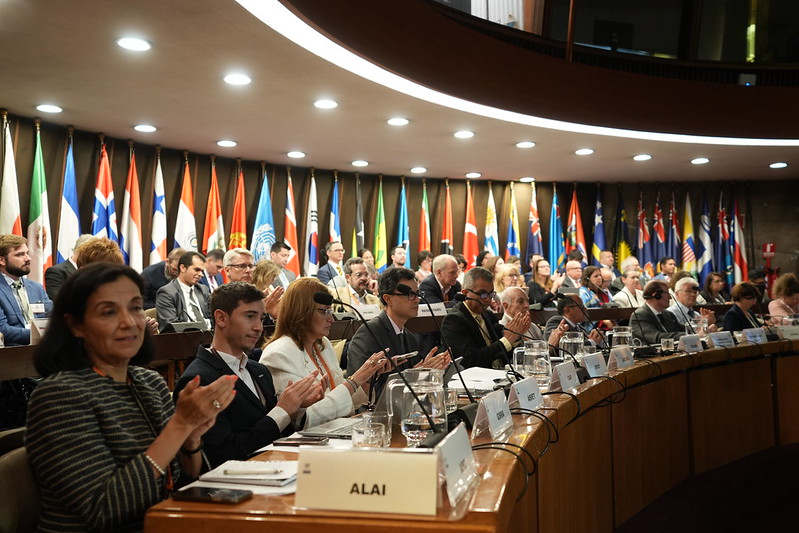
[144,308,158,321]
[0,427,24,457]
[0,447,40,533]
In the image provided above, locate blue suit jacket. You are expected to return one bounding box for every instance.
[0,277,53,345]
[197,271,224,291]
[316,263,338,285]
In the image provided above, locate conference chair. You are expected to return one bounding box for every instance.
[0,447,40,533]
[0,427,24,456]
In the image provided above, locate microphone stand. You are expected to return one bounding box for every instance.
[754,297,780,341]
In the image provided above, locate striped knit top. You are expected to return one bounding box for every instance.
[25,367,179,532]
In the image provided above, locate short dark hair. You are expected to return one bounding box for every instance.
[557,294,580,314]
[206,248,225,261]
[581,265,600,287]
[179,251,205,270]
[378,267,416,306]
[417,250,433,265]
[357,248,371,258]
[35,263,154,376]
[659,256,675,268]
[731,281,760,302]
[475,251,490,267]
[463,267,493,290]
[271,242,291,254]
[343,257,365,275]
[324,241,342,253]
[210,282,264,322]
[390,245,405,256]
[567,249,583,261]
[454,253,467,269]
[643,280,669,299]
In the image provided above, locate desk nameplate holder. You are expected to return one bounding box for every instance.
[583,353,608,378]
[550,360,580,392]
[358,304,381,320]
[708,331,736,348]
[678,334,703,353]
[508,377,543,411]
[295,447,439,516]
[607,346,634,372]
[417,302,447,317]
[436,424,479,513]
[776,325,799,341]
[29,318,49,345]
[742,328,767,345]
[471,389,513,441]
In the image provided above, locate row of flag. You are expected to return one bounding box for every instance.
[0,118,750,287]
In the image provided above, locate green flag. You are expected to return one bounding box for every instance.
[374,178,387,272]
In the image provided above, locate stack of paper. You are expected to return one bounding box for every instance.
[200,460,298,487]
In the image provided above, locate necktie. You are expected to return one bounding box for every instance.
[336,265,343,277]
[656,313,667,332]
[688,308,695,318]
[188,289,204,322]
[474,314,493,346]
[12,281,31,324]
[397,331,407,353]
[208,276,218,291]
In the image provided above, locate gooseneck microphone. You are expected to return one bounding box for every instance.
[754,295,780,341]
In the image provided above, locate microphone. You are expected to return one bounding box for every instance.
[453,292,482,304]
[328,274,346,314]
[754,296,780,341]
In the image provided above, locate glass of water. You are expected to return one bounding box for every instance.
[612,326,631,347]
[560,331,583,363]
[352,421,385,448]
[525,340,551,389]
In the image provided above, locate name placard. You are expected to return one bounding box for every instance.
[608,346,634,372]
[417,302,447,317]
[295,448,438,516]
[709,331,736,348]
[553,361,581,391]
[472,389,513,441]
[436,424,478,508]
[777,325,799,341]
[29,318,49,345]
[359,304,381,320]
[583,353,608,378]
[678,334,703,353]
[743,327,767,345]
[508,376,543,411]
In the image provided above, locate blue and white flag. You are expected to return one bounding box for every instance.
[696,193,713,284]
[397,181,410,267]
[251,170,276,261]
[56,139,80,263]
[548,186,565,270]
[329,175,341,243]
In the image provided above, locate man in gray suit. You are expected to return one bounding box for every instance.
[156,251,211,331]
[270,242,296,289]
[44,233,93,300]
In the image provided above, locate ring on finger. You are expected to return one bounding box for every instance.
[212,400,222,409]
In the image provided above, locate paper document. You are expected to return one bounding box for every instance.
[200,460,298,487]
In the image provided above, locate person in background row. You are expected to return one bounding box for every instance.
[156,252,210,331]
[610,256,642,295]
[386,245,407,270]
[224,248,255,284]
[454,253,468,285]
[270,242,296,290]
[0,234,52,346]
[598,250,621,280]
[612,269,644,308]
[527,258,565,308]
[495,264,524,294]
[700,271,730,305]
[499,287,543,341]
[199,248,225,292]
[332,257,380,308]
[561,260,583,289]
[358,248,374,267]
[141,247,185,310]
[251,259,284,327]
[723,282,765,331]
[317,241,345,285]
[768,273,799,325]
[523,253,544,284]
[75,237,124,267]
[419,254,461,307]
[579,266,607,309]
[630,280,684,345]
[505,255,522,271]
[482,255,504,277]
[667,277,717,331]
[654,256,677,283]
[26,263,236,532]
[44,233,93,300]
[415,250,433,283]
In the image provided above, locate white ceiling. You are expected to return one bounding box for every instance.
[0,0,796,182]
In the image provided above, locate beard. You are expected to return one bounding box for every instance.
[6,264,30,277]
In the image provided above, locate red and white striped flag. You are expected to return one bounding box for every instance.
[0,117,22,236]
[284,172,300,276]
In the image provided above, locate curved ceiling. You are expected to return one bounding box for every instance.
[0,0,795,182]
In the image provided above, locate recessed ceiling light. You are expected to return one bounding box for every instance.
[134,124,157,133]
[36,104,62,114]
[352,160,368,167]
[217,140,237,148]
[116,37,151,51]
[287,151,305,159]
[516,141,536,149]
[224,73,252,86]
[454,130,474,139]
[410,167,427,174]
[519,177,535,183]
[465,172,481,179]
[575,148,594,155]
[691,157,710,165]
[387,117,409,126]
[633,154,652,161]
[770,162,788,169]
[314,99,338,109]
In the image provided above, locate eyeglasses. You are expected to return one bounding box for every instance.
[466,288,496,300]
[316,307,334,318]
[391,290,424,301]
[229,263,256,270]
[351,272,370,278]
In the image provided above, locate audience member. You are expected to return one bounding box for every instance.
[0,235,52,345]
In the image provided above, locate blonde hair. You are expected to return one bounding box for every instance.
[251,259,281,291]
[75,238,124,268]
[265,277,329,350]
[494,264,522,293]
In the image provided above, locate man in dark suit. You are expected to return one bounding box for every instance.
[141,247,184,309]
[270,242,297,289]
[317,241,345,285]
[419,254,461,307]
[630,280,684,345]
[441,267,530,369]
[155,251,211,331]
[0,235,53,345]
[44,233,93,300]
[560,260,583,289]
[543,294,605,348]
[198,248,225,292]
[174,282,323,467]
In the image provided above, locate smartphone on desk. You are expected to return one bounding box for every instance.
[273,436,329,446]
[173,487,253,504]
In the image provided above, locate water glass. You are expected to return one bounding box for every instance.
[361,412,391,447]
[559,331,583,362]
[445,388,458,414]
[661,338,675,352]
[352,421,385,448]
[612,326,632,347]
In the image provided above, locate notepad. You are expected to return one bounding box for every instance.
[200,460,298,487]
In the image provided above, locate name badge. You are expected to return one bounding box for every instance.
[508,376,543,411]
[358,304,381,320]
[742,327,766,345]
[777,325,799,341]
[583,353,608,378]
[436,424,478,508]
[417,302,447,317]
[472,389,513,441]
[608,346,634,371]
[295,448,438,516]
[553,361,580,391]
[30,302,46,314]
[678,334,703,353]
[708,331,736,348]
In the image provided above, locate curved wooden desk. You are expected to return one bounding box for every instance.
[145,339,799,533]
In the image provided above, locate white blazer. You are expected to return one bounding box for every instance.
[612,287,644,308]
[260,335,368,428]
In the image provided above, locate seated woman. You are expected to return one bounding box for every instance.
[578,266,607,308]
[768,273,799,324]
[526,259,565,307]
[260,277,390,428]
[415,250,433,283]
[75,237,124,267]
[723,281,764,331]
[494,264,524,294]
[700,271,730,305]
[25,263,236,532]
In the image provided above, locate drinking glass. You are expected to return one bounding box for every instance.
[388,368,447,448]
[525,340,551,389]
[560,331,583,363]
[612,326,632,347]
[361,412,391,447]
[351,421,385,448]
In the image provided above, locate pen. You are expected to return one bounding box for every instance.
[223,469,283,476]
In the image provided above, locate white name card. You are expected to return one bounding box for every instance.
[583,353,608,378]
[30,302,46,314]
[436,424,478,508]
[742,327,767,345]
[678,334,703,353]
[358,304,381,320]
[552,361,581,391]
[777,325,799,341]
[29,318,49,345]
[608,346,634,372]
[417,302,447,317]
[709,331,736,348]
[508,376,543,411]
[472,389,513,441]
[295,448,438,516]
